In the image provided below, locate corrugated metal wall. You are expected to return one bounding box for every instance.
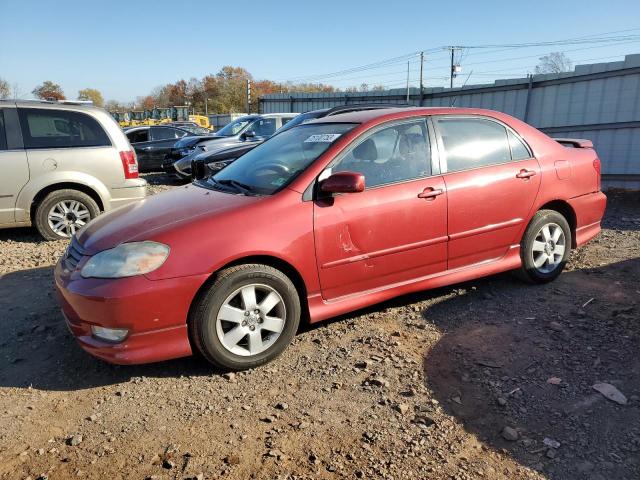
[260,54,640,187]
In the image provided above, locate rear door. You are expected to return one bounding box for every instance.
[433,115,541,269]
[313,118,448,300]
[0,107,29,225]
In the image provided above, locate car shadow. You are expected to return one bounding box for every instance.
[422,257,640,479]
[0,226,57,244]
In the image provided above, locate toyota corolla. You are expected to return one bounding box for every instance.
[54,107,606,370]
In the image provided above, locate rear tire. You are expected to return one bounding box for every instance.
[517,209,571,284]
[34,189,100,241]
[190,264,301,371]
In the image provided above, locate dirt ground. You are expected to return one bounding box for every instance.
[0,176,638,480]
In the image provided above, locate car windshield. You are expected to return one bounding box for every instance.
[204,123,356,195]
[216,118,254,136]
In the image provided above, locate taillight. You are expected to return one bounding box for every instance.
[593,157,601,191]
[120,151,139,179]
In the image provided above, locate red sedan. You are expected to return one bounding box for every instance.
[55,107,606,370]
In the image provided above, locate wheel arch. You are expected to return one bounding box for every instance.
[188,254,310,326]
[30,182,105,223]
[537,199,577,248]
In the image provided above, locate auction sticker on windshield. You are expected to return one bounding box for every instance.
[304,134,342,143]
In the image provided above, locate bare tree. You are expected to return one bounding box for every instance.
[0,78,9,99]
[535,52,573,74]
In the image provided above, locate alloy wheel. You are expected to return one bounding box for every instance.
[215,283,286,356]
[47,200,91,238]
[531,222,566,274]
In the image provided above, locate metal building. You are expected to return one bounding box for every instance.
[260,54,640,188]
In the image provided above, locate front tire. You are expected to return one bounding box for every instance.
[34,189,100,241]
[517,209,572,284]
[190,264,301,370]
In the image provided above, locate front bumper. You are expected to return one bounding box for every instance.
[54,258,208,365]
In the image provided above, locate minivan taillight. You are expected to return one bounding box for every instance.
[593,157,601,191]
[120,151,139,179]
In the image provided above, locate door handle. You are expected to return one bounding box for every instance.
[417,187,444,200]
[141,146,153,151]
[516,169,536,179]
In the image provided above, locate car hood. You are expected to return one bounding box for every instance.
[77,185,260,254]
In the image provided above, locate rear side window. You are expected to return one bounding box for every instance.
[18,108,111,149]
[127,129,149,143]
[508,130,531,160]
[436,117,511,173]
[0,110,7,150]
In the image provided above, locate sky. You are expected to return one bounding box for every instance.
[1,0,640,103]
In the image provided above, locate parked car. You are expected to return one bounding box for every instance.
[172,104,411,180]
[125,125,200,172]
[55,107,606,370]
[163,113,298,173]
[0,100,145,240]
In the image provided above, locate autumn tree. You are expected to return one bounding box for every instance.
[535,52,573,74]
[0,78,9,99]
[32,81,66,100]
[77,88,104,107]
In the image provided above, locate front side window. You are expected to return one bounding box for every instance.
[216,117,253,136]
[152,127,183,140]
[436,117,511,173]
[18,108,111,149]
[0,110,7,150]
[331,120,431,188]
[249,118,277,137]
[206,123,356,195]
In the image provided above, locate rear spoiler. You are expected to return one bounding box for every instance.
[553,138,594,149]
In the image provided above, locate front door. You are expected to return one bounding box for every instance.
[433,116,541,269]
[313,118,448,300]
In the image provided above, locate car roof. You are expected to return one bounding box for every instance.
[304,106,511,125]
[260,113,299,118]
[0,99,104,112]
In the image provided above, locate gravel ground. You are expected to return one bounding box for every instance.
[0,176,638,480]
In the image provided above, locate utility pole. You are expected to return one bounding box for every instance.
[246,79,252,114]
[448,46,462,89]
[419,51,424,106]
[205,96,208,116]
[406,61,410,102]
[450,47,455,88]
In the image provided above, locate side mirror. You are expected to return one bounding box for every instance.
[319,171,365,194]
[242,130,256,140]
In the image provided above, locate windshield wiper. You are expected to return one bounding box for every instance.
[216,179,257,195]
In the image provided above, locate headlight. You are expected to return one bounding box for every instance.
[81,241,170,278]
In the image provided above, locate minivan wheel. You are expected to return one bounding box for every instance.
[34,189,100,241]
[191,264,301,370]
[517,209,572,284]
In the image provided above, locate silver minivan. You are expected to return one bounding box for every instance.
[0,100,146,240]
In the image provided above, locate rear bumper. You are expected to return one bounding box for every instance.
[108,179,147,210]
[568,191,607,247]
[54,259,208,365]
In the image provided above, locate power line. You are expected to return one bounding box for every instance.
[279,28,640,85]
